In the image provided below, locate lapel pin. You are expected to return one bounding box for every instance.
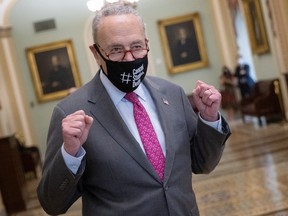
[162,98,169,105]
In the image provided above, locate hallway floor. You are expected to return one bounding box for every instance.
[194,119,288,216]
[6,119,288,216]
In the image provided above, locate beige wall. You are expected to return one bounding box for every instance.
[0,0,287,156]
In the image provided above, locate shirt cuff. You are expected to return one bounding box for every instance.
[198,112,223,133]
[61,145,86,174]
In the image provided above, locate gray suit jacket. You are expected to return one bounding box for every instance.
[37,72,230,216]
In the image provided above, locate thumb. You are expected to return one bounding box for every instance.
[79,115,94,145]
[85,115,94,129]
[196,80,204,87]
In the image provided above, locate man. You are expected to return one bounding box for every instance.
[37,2,231,216]
[234,55,255,98]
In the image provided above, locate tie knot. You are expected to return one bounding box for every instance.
[125,92,140,104]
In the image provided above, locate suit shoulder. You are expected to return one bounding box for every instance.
[56,78,97,112]
[146,75,180,89]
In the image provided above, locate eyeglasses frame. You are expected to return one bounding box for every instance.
[94,39,149,61]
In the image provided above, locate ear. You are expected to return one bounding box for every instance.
[89,45,101,66]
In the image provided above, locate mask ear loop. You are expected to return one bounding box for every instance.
[93,44,107,61]
[93,44,108,75]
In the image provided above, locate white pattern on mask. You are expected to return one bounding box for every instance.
[132,64,144,88]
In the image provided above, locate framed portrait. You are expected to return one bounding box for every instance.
[242,0,270,54]
[158,12,208,74]
[26,39,81,103]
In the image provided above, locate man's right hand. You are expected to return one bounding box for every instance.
[62,110,94,156]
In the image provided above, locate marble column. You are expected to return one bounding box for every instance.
[0,26,34,144]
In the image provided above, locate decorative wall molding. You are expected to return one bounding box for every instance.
[0,0,18,26]
[0,26,11,38]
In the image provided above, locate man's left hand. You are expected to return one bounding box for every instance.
[191,80,221,122]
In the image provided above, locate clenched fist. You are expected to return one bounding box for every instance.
[62,110,94,156]
[191,80,221,122]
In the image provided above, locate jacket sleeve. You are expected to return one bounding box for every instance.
[182,89,231,174]
[37,105,85,215]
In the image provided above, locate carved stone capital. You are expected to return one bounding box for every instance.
[0,26,12,38]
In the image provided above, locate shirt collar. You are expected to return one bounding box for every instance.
[100,70,147,105]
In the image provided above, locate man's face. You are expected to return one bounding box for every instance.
[51,56,60,67]
[178,28,187,40]
[90,14,146,75]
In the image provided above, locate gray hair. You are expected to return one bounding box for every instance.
[92,2,146,43]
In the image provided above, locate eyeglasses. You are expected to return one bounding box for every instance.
[95,40,149,62]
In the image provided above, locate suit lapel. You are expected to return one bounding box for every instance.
[143,78,176,183]
[88,73,161,182]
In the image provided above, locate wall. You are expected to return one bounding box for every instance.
[8,0,224,155]
[9,0,94,154]
[251,0,279,80]
[137,0,222,90]
[8,0,281,156]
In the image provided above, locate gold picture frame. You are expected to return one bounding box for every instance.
[242,0,269,54]
[26,39,81,103]
[158,12,208,74]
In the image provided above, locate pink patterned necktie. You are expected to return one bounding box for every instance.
[125,92,165,181]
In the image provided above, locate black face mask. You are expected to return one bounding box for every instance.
[94,44,148,93]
